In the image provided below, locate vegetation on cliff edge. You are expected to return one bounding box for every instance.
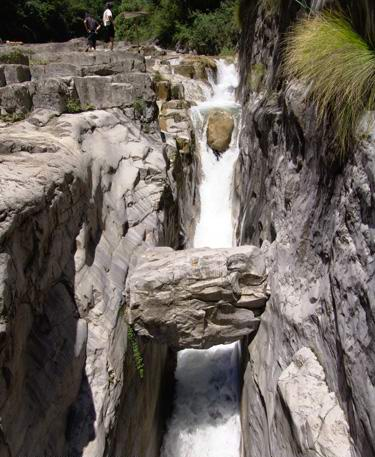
[115,0,240,55]
[284,10,375,158]
[0,0,239,55]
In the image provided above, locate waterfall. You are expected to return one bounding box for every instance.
[161,61,242,457]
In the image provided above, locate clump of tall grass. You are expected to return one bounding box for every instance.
[284,10,375,158]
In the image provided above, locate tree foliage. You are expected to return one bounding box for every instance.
[0,0,239,54]
[115,0,239,54]
[0,0,104,42]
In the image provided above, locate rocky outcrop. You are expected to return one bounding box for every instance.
[207,110,235,153]
[237,1,375,457]
[278,348,353,457]
[0,48,153,118]
[173,56,217,81]
[0,42,179,457]
[127,246,268,349]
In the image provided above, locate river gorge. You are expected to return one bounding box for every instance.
[0,1,374,456]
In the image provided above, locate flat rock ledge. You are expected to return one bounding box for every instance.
[126,245,269,349]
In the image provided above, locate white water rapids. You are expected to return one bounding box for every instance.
[161,61,242,457]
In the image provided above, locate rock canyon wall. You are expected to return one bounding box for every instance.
[0,1,374,455]
[0,42,181,457]
[236,1,375,456]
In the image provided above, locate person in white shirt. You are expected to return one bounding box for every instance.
[102,3,115,50]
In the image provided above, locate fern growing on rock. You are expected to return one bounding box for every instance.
[284,10,375,159]
[127,326,144,379]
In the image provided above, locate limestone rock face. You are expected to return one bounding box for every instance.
[0,40,179,457]
[278,348,353,457]
[207,110,235,153]
[237,2,375,456]
[0,47,152,117]
[127,246,269,349]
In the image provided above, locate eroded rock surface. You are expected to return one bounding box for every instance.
[278,348,353,457]
[127,245,268,349]
[0,41,179,457]
[237,1,375,456]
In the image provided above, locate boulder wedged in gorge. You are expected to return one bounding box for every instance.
[207,109,235,153]
[127,245,269,349]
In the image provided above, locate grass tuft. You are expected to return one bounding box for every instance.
[284,10,375,159]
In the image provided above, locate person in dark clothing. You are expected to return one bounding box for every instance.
[84,13,101,51]
[102,3,115,51]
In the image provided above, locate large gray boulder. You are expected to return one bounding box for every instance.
[127,245,269,349]
[207,109,235,153]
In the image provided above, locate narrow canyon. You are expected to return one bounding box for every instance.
[0,1,374,457]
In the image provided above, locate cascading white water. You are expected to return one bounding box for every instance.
[161,60,242,457]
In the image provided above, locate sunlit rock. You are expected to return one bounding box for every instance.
[278,348,353,457]
[207,109,235,153]
[127,245,269,349]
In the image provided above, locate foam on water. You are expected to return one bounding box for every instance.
[160,59,242,457]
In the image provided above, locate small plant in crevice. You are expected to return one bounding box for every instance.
[133,97,146,117]
[0,112,26,123]
[65,98,95,114]
[30,58,48,66]
[284,10,375,160]
[153,71,164,83]
[128,326,144,379]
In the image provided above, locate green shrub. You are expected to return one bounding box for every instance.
[0,49,29,65]
[116,0,239,55]
[175,1,239,55]
[284,10,375,158]
[127,326,144,379]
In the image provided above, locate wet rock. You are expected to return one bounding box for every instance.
[207,110,235,153]
[173,56,217,81]
[126,245,269,349]
[159,99,192,133]
[174,63,196,79]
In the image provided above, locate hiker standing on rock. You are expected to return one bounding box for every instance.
[84,12,101,51]
[103,2,115,51]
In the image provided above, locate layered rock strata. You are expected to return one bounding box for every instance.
[127,246,268,349]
